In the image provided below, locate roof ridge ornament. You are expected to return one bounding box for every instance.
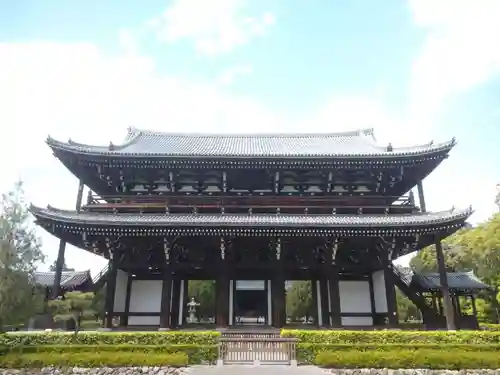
[386,143,393,152]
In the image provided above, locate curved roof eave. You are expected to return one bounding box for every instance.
[45,129,457,159]
[30,204,473,228]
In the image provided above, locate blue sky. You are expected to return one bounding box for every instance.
[1,0,499,272]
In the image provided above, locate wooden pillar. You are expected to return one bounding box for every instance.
[382,247,398,327]
[216,238,229,328]
[368,275,377,325]
[272,238,285,328]
[52,180,85,299]
[471,295,478,318]
[170,278,181,328]
[328,241,342,328]
[272,272,285,328]
[435,240,456,330]
[215,273,229,327]
[104,251,118,329]
[159,267,172,330]
[319,278,329,326]
[75,180,84,212]
[417,180,426,213]
[122,272,133,327]
[311,279,320,326]
[51,239,66,299]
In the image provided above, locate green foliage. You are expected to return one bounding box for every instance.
[48,291,94,330]
[0,351,188,368]
[0,181,45,329]
[297,343,500,364]
[286,280,314,321]
[281,329,500,344]
[10,344,217,364]
[408,211,500,323]
[0,331,220,347]
[187,280,215,318]
[481,323,500,331]
[314,349,500,369]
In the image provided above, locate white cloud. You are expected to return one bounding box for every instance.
[407,0,500,128]
[147,0,275,56]
[216,63,253,85]
[1,1,500,273]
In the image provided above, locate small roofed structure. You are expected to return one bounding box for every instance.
[399,268,493,329]
[35,270,93,298]
[411,271,492,294]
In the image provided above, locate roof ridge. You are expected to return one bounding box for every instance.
[128,126,375,138]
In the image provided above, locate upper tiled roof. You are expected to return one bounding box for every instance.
[34,270,92,289]
[46,127,456,158]
[31,205,472,228]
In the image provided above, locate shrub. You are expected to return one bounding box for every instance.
[12,344,218,364]
[297,343,500,364]
[0,331,219,347]
[481,323,500,331]
[315,349,500,369]
[0,352,188,369]
[281,329,500,344]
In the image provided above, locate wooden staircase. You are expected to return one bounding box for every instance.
[391,266,440,327]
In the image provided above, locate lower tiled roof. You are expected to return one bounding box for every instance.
[34,270,92,288]
[30,205,472,228]
[413,271,491,291]
[396,267,491,291]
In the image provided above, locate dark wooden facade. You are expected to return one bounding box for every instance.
[31,128,473,329]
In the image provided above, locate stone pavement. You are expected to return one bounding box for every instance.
[188,365,326,375]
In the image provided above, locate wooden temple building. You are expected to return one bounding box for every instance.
[31,128,483,330]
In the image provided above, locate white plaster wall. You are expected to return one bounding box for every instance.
[113,269,128,313]
[339,281,371,313]
[372,271,388,313]
[129,280,162,313]
[235,280,266,290]
[341,316,373,326]
[128,316,160,326]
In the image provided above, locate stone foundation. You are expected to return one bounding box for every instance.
[325,370,500,375]
[0,367,189,375]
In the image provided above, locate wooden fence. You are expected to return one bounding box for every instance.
[218,337,298,365]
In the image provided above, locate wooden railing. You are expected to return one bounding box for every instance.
[83,194,416,214]
[218,337,298,365]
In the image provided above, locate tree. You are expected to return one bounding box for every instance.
[49,260,74,272]
[0,181,45,330]
[48,291,94,331]
[409,205,500,323]
[286,281,314,322]
[187,280,215,319]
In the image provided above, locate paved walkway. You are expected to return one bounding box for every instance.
[189,365,326,375]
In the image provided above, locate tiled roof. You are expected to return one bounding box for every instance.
[396,267,491,291]
[34,270,92,289]
[413,271,491,291]
[46,127,456,158]
[31,205,472,228]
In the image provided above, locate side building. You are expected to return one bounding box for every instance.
[31,128,472,330]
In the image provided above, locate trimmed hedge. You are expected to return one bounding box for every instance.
[281,329,500,344]
[315,349,500,369]
[10,344,218,364]
[0,352,188,368]
[297,343,500,364]
[481,323,500,331]
[0,331,219,347]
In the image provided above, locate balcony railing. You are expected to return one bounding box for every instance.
[82,194,417,215]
